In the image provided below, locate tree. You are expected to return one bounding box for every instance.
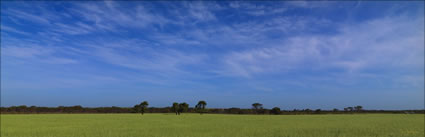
[252,103,263,114]
[270,107,281,115]
[195,100,207,115]
[315,109,321,113]
[227,108,241,114]
[178,102,189,115]
[29,106,37,113]
[354,106,363,112]
[333,108,339,112]
[133,104,141,113]
[16,105,27,113]
[139,101,149,115]
[344,107,354,112]
[304,109,312,114]
[347,107,354,112]
[171,102,179,115]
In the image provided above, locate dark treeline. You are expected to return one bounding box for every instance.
[2,104,423,114]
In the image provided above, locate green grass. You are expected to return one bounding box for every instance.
[1,114,423,137]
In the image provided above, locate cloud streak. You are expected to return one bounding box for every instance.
[1,1,423,109]
[216,15,424,77]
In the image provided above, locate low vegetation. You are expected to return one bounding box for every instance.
[1,114,423,137]
[2,101,423,114]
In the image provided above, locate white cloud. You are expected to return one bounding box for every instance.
[1,25,31,35]
[182,2,218,22]
[228,2,288,16]
[78,39,206,75]
[286,1,334,9]
[2,46,52,58]
[2,1,422,82]
[2,44,79,65]
[216,15,424,77]
[5,9,51,25]
[41,57,79,64]
[52,22,94,35]
[71,2,171,31]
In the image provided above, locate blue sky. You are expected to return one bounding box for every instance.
[1,1,424,110]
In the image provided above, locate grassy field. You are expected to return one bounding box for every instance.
[1,114,423,137]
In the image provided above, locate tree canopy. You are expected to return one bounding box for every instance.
[195,100,207,114]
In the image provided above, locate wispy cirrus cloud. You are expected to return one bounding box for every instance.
[5,9,51,25]
[2,45,79,64]
[216,15,424,77]
[228,1,288,16]
[2,1,422,78]
[1,25,31,35]
[3,1,422,77]
[90,42,206,73]
[1,1,423,109]
[185,2,218,21]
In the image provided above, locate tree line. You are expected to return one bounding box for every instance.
[1,101,423,114]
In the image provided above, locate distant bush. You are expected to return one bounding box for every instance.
[1,105,423,114]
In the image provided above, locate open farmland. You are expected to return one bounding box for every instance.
[1,114,423,137]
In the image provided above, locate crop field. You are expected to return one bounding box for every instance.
[1,114,423,137]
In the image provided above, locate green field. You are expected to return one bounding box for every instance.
[1,114,423,137]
